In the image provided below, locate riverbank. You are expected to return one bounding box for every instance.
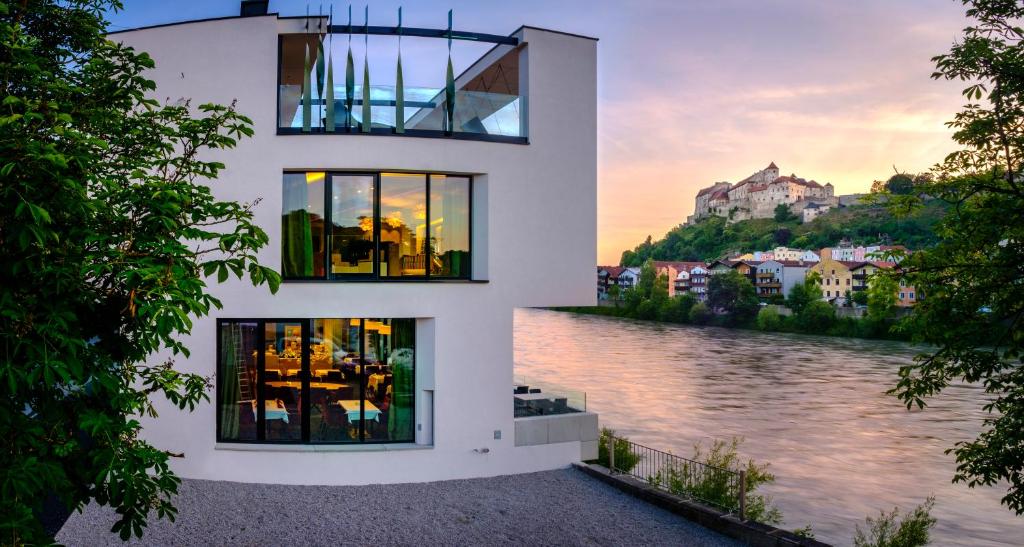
[57,469,738,546]
[514,308,1012,546]
[550,304,913,342]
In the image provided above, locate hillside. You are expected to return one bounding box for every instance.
[619,200,948,266]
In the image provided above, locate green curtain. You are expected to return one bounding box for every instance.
[282,211,314,277]
[281,176,314,277]
[219,324,241,439]
[388,319,415,441]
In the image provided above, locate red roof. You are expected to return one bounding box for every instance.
[599,266,627,278]
[767,161,778,169]
[709,190,729,201]
[653,261,706,273]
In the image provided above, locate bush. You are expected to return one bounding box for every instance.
[648,438,782,525]
[597,427,641,473]
[635,299,658,320]
[853,497,936,547]
[756,307,783,331]
[660,293,696,323]
[794,300,836,333]
[689,302,713,325]
[767,293,786,305]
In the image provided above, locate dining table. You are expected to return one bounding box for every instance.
[251,399,289,423]
[265,380,347,390]
[335,400,382,422]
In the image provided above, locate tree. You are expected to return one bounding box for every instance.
[852,290,869,306]
[794,300,836,334]
[880,0,1024,514]
[707,270,759,325]
[660,293,696,323]
[607,284,621,304]
[689,302,713,325]
[0,1,280,542]
[867,275,899,323]
[774,227,792,246]
[773,203,797,223]
[885,173,915,195]
[787,272,823,315]
[756,307,783,331]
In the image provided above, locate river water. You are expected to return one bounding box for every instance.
[513,308,1023,546]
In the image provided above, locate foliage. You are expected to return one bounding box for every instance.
[794,301,836,334]
[620,202,948,267]
[773,203,797,223]
[787,273,823,315]
[707,270,760,326]
[661,293,697,323]
[689,302,713,325]
[606,284,621,304]
[648,438,782,525]
[597,427,641,473]
[793,525,816,539]
[879,0,1024,514]
[853,497,936,547]
[756,307,783,331]
[867,275,899,323]
[0,1,279,543]
[624,260,670,320]
[871,173,918,196]
[852,290,869,306]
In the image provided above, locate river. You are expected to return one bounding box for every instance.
[513,308,1023,546]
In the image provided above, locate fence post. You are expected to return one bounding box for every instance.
[738,469,747,522]
[608,435,615,474]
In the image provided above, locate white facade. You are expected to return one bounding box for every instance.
[618,267,641,289]
[113,14,597,485]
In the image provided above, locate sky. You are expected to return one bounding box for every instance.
[108,0,971,264]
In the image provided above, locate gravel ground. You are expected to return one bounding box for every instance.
[57,467,739,546]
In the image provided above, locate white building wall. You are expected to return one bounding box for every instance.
[113,17,597,485]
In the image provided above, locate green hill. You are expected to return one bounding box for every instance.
[619,201,948,267]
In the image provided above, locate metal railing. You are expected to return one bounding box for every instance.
[604,435,747,521]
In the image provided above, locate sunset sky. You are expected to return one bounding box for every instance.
[109,0,971,264]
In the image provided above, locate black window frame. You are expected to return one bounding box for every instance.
[281,171,473,282]
[215,317,416,445]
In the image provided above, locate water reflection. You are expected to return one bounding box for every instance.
[513,308,1022,546]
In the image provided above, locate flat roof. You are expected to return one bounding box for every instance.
[107,14,598,42]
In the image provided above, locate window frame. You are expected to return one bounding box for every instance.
[281,171,473,282]
[215,317,417,445]
[274,35,529,145]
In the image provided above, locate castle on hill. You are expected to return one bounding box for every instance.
[687,162,839,224]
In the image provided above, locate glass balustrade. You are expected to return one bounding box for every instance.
[279,84,525,138]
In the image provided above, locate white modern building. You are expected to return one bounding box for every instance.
[111,4,597,485]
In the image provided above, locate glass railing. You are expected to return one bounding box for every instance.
[279,84,526,139]
[512,375,586,417]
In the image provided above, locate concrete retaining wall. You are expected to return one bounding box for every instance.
[515,412,599,460]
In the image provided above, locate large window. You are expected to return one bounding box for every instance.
[282,172,471,280]
[217,318,416,444]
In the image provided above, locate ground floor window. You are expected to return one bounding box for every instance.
[217,318,415,444]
